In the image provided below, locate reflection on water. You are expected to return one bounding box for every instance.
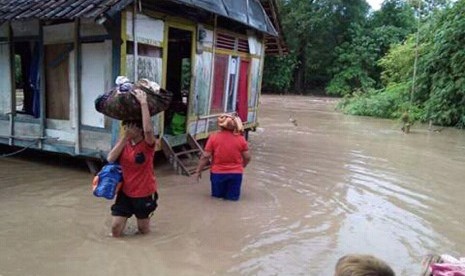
[0,95,464,275]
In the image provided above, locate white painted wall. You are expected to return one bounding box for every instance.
[203,29,214,48]
[249,58,261,108]
[248,34,262,56]
[80,41,112,128]
[126,11,164,45]
[0,43,11,115]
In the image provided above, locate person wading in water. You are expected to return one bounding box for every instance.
[194,114,251,201]
[106,89,159,237]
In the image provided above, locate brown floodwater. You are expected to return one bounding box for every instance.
[0,95,464,276]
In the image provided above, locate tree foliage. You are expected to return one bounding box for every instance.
[340,0,465,127]
[262,0,465,128]
[417,1,465,127]
[262,54,297,93]
[327,0,415,96]
[275,0,370,92]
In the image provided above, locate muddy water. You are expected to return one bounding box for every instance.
[0,95,464,276]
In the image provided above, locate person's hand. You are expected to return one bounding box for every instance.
[131,89,147,104]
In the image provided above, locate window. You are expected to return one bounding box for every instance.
[14,42,36,116]
[211,54,228,114]
[211,54,240,114]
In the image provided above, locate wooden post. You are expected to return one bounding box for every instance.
[38,21,46,149]
[8,22,15,146]
[205,15,218,135]
[74,19,82,154]
[133,3,138,81]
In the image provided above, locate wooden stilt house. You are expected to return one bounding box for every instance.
[0,0,286,172]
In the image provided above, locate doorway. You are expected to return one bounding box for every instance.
[13,41,36,116]
[164,27,192,136]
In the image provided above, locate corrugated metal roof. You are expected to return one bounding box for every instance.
[0,0,280,38]
[0,0,131,22]
[170,0,278,36]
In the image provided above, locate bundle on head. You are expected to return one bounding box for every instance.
[94,78,172,121]
[217,114,244,134]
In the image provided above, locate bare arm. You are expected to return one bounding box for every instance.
[107,135,128,163]
[242,150,251,168]
[132,89,156,146]
[194,151,212,181]
[141,101,156,146]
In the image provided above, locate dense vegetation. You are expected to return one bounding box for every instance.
[262,0,464,128]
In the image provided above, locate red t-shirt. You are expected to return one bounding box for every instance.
[119,140,157,197]
[205,131,249,173]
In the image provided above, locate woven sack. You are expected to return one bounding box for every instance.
[95,80,172,121]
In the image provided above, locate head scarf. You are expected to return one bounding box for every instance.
[217,114,244,134]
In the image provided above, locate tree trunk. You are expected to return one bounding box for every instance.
[293,41,306,94]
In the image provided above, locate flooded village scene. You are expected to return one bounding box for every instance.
[1,1,465,276]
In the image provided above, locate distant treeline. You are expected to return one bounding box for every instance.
[263,0,464,128]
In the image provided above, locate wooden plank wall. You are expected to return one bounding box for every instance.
[44,43,71,120]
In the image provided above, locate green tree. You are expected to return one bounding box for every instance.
[326,0,415,96]
[262,54,297,93]
[278,0,370,93]
[417,1,465,127]
[340,0,465,128]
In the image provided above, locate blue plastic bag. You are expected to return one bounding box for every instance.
[92,163,123,200]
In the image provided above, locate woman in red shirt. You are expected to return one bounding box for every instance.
[195,114,251,201]
[106,89,158,237]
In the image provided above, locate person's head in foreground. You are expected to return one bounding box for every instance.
[217,113,244,134]
[335,254,395,276]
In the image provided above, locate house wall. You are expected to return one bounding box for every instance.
[80,129,112,154]
[187,29,264,138]
[0,6,268,156]
[0,19,116,157]
[80,41,111,128]
[120,7,267,142]
[79,19,114,154]
[193,51,213,118]
[249,58,261,122]
[0,24,11,117]
[124,11,164,136]
[0,21,43,145]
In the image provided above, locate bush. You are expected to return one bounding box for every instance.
[337,82,419,120]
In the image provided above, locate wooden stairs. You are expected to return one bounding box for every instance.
[160,134,208,176]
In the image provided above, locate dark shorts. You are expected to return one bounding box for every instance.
[210,173,243,201]
[111,191,158,219]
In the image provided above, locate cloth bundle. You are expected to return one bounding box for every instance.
[422,254,465,276]
[92,163,123,200]
[95,77,172,120]
[217,113,244,134]
[431,254,465,276]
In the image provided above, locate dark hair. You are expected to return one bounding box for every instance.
[122,120,143,129]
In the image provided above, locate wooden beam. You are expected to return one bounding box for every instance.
[73,18,81,154]
[39,21,46,149]
[8,22,14,146]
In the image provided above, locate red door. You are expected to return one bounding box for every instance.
[237,59,249,122]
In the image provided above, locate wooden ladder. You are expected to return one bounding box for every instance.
[160,134,207,176]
